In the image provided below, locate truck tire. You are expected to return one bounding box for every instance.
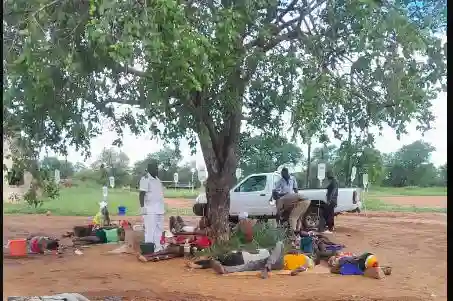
[303,205,326,231]
[193,203,207,217]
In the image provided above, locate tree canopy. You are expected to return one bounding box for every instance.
[3,0,447,239]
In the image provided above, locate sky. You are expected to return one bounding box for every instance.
[43,90,447,169]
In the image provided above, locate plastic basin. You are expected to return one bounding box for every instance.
[8,239,27,256]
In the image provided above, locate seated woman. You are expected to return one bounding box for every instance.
[73,227,125,246]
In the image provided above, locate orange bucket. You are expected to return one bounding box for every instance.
[8,239,27,256]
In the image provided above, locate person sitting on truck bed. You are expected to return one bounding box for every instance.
[274,168,311,236]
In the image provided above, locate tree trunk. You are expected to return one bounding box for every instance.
[199,130,238,243]
[205,171,233,242]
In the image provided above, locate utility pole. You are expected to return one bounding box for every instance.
[305,141,311,188]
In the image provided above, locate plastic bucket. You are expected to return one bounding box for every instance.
[118,206,126,216]
[8,239,27,257]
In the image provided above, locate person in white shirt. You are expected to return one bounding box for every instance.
[139,162,165,252]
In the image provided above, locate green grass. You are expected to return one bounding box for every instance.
[3,183,447,216]
[3,185,197,216]
[363,197,447,213]
[368,186,447,196]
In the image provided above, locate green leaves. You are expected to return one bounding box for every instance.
[3,0,447,173]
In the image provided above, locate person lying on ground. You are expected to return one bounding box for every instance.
[169,215,210,235]
[328,252,392,279]
[72,227,125,246]
[210,241,315,278]
[187,247,271,270]
[169,216,213,238]
[138,221,213,262]
[26,235,60,254]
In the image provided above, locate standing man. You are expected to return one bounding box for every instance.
[324,171,338,233]
[139,161,165,252]
[274,168,310,235]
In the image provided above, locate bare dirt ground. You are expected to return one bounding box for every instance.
[3,199,447,301]
[379,196,447,208]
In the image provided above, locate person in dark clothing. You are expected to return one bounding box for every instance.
[324,171,338,233]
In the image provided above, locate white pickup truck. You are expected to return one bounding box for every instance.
[193,172,362,229]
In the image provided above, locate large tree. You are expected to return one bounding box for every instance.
[382,140,438,187]
[3,0,446,239]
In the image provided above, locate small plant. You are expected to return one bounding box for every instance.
[43,180,60,199]
[199,221,290,258]
[23,183,43,208]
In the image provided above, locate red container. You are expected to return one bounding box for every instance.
[8,239,27,256]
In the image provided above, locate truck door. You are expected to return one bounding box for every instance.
[231,174,268,216]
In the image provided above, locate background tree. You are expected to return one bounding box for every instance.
[131,147,182,187]
[237,134,303,178]
[438,163,447,186]
[40,156,75,179]
[382,140,439,187]
[4,0,446,240]
[91,148,131,187]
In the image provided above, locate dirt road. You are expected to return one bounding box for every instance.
[3,208,447,301]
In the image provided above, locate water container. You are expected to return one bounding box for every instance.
[118,206,126,216]
[8,239,27,257]
[183,239,191,258]
[104,228,119,243]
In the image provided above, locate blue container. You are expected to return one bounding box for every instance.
[300,236,314,253]
[118,206,127,216]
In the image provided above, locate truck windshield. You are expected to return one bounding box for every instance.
[238,175,267,192]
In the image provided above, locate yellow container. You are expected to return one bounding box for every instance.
[283,254,313,270]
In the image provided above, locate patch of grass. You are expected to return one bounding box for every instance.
[363,198,447,213]
[368,186,447,197]
[3,184,197,216]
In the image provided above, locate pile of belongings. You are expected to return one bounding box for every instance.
[7,293,90,301]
